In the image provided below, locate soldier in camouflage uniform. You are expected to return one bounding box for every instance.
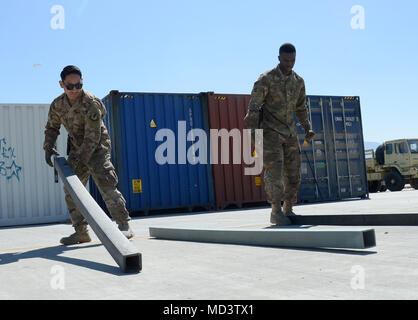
[244,44,315,225]
[44,65,134,245]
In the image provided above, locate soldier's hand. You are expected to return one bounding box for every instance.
[305,129,315,141]
[45,148,59,167]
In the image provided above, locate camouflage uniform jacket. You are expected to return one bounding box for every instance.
[43,89,111,165]
[245,65,311,137]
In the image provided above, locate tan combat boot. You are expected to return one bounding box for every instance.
[60,225,91,245]
[270,204,292,226]
[283,200,296,216]
[117,221,134,239]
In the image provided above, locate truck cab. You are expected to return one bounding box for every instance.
[385,140,410,168]
[365,139,418,192]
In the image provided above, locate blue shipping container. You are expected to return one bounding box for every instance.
[90,91,215,214]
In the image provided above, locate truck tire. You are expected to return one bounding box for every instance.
[410,179,418,189]
[385,171,405,191]
[368,181,379,193]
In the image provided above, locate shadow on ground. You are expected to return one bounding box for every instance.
[148,238,377,256]
[0,243,137,275]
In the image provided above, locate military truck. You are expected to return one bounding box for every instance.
[365,139,418,192]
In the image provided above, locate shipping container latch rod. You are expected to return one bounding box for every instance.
[302,148,324,200]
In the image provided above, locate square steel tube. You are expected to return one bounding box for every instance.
[289,214,418,226]
[149,227,376,249]
[54,157,141,273]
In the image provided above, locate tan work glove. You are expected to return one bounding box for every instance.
[45,148,59,167]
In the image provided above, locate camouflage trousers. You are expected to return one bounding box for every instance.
[263,129,301,205]
[64,150,130,229]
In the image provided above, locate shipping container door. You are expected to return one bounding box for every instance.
[206,93,267,210]
[298,96,333,202]
[324,97,367,199]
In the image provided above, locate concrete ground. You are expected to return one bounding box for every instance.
[1,188,418,300]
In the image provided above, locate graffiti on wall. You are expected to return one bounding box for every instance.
[0,137,22,181]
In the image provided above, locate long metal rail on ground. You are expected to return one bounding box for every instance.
[289,213,418,226]
[149,227,376,249]
[54,157,141,273]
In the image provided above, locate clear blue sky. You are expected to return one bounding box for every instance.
[0,0,417,143]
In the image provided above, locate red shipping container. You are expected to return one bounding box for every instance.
[205,92,268,210]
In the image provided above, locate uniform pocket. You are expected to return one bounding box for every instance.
[94,168,118,188]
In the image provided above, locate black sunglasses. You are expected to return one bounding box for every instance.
[64,82,83,90]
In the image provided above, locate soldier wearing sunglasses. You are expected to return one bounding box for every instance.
[43,65,134,245]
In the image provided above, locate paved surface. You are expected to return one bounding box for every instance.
[1,188,418,300]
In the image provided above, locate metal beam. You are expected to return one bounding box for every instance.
[149,226,376,249]
[288,213,418,226]
[54,157,141,273]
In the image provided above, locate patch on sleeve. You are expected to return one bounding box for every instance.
[86,103,102,128]
[89,110,100,121]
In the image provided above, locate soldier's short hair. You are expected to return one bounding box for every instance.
[60,65,82,81]
[279,43,296,55]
